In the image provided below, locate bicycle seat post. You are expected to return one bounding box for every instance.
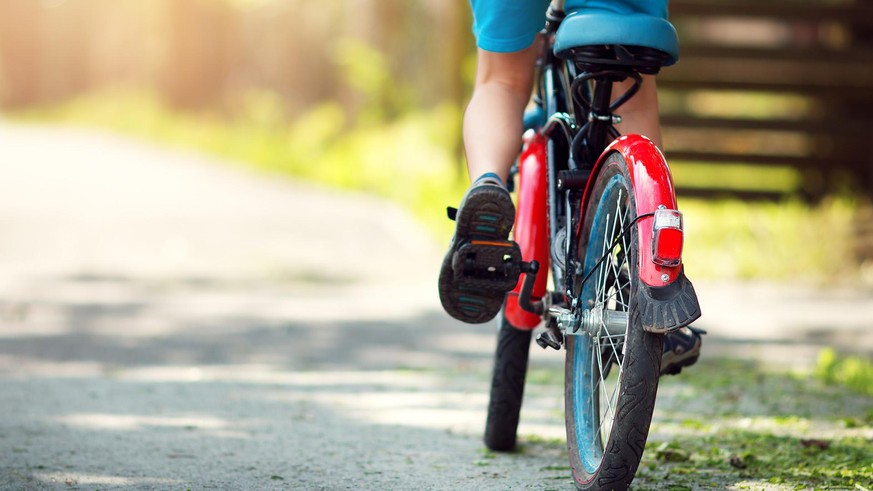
[586,76,615,162]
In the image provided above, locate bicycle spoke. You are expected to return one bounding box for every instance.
[595,366,618,444]
[595,212,612,301]
[608,196,629,310]
[597,326,623,435]
[602,196,621,304]
[599,368,622,442]
[591,337,605,448]
[593,352,610,448]
[589,190,633,450]
[615,204,631,311]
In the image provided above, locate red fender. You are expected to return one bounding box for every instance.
[581,135,683,287]
[505,132,550,329]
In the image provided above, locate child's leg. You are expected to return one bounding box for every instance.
[614,74,662,148]
[463,44,540,183]
[440,46,539,324]
[463,47,662,184]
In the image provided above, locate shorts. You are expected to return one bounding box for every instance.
[470,0,669,53]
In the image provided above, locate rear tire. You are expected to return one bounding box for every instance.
[564,153,662,490]
[484,312,532,451]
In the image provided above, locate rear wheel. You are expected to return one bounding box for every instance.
[484,312,532,451]
[564,153,663,490]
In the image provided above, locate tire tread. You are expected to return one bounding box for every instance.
[484,316,532,451]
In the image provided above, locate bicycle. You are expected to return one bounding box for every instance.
[478,1,702,489]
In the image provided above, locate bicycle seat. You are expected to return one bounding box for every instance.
[553,10,679,67]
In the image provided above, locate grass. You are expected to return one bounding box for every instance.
[637,432,872,491]
[519,356,873,490]
[635,356,873,490]
[7,89,865,283]
[815,348,873,398]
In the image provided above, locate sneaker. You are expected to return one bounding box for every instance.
[660,326,705,376]
[438,173,516,324]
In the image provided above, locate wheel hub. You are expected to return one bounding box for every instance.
[559,305,628,337]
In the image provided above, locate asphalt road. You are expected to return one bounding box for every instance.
[1,122,870,490]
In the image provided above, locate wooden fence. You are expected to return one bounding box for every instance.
[660,0,873,201]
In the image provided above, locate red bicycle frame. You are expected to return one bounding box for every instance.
[505,132,550,329]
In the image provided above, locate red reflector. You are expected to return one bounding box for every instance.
[652,209,683,267]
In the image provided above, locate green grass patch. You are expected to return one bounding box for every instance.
[637,432,873,491]
[815,348,873,398]
[657,357,873,423]
[637,358,873,490]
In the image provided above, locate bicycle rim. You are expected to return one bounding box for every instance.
[564,153,662,490]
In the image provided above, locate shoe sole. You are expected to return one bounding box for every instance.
[439,184,515,324]
[660,354,699,376]
[660,337,702,376]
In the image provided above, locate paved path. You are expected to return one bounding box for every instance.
[0,122,870,490]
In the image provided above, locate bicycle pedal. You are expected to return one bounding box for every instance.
[451,240,522,293]
[536,327,563,350]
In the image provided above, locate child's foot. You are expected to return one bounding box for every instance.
[660,326,705,375]
[438,174,517,324]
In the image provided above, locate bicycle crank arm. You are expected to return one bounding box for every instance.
[517,260,545,316]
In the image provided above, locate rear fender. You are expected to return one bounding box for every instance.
[581,135,701,332]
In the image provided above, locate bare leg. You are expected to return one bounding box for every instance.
[463,45,539,183]
[613,74,662,148]
[464,47,663,184]
[441,47,538,323]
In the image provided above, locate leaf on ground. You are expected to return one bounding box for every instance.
[799,439,830,450]
[729,454,748,469]
[655,442,690,462]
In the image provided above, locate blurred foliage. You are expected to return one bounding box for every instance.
[12,89,466,240]
[680,197,858,282]
[333,38,414,124]
[12,88,865,284]
[3,0,869,283]
[816,348,873,397]
[0,0,473,115]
